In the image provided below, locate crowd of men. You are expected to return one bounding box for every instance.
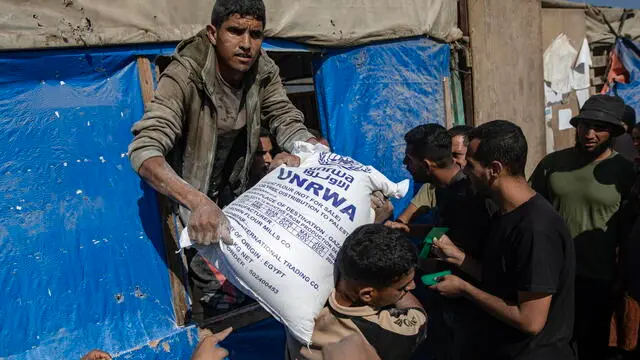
[82,0,640,358]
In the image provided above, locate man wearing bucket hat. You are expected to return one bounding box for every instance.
[530,94,637,360]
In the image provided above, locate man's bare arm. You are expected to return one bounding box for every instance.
[139,156,207,210]
[139,156,231,245]
[397,204,418,224]
[432,275,552,335]
[464,286,552,336]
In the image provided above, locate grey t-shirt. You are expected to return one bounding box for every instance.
[208,72,248,200]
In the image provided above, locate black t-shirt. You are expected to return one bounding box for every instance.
[421,170,497,356]
[482,194,576,360]
[436,171,497,259]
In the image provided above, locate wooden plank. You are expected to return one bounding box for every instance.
[137,57,155,105]
[200,303,271,334]
[458,0,470,35]
[136,56,189,326]
[458,0,475,126]
[468,0,545,176]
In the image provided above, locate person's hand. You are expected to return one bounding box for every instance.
[429,275,468,298]
[268,153,301,171]
[191,327,232,360]
[188,196,233,245]
[432,234,465,267]
[384,220,410,233]
[371,191,394,223]
[81,350,112,360]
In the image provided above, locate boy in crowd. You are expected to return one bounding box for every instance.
[286,224,427,360]
[431,120,576,359]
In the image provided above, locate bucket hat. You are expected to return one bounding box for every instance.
[570,95,626,136]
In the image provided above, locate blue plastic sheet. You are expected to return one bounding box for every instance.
[0,45,187,359]
[611,38,640,121]
[314,37,451,216]
[0,39,322,360]
[0,37,448,358]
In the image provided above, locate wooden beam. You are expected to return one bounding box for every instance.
[458,0,475,126]
[137,57,155,105]
[200,303,271,334]
[136,56,189,326]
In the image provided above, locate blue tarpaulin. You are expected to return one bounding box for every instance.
[313,37,451,216]
[611,38,640,120]
[0,40,300,360]
[0,44,196,359]
[0,36,450,359]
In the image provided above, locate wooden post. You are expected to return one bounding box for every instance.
[137,58,155,105]
[458,0,475,126]
[136,56,189,326]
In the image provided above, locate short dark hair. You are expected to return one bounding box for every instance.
[337,224,417,288]
[404,124,453,168]
[211,0,266,29]
[448,125,473,146]
[623,105,636,133]
[468,120,528,177]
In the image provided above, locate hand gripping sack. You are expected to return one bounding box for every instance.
[180,142,409,344]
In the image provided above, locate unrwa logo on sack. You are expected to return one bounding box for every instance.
[318,153,371,173]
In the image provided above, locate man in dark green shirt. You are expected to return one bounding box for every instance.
[530,95,636,360]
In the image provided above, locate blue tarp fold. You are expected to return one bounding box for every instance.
[313,38,451,215]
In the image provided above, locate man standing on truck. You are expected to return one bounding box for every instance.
[128,0,319,319]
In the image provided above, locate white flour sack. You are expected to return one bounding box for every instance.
[180,142,409,344]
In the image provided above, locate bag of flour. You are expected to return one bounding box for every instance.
[180,142,409,344]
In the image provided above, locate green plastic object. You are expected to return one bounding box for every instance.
[421,270,452,286]
[418,227,449,259]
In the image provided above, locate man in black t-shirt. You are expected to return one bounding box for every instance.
[430,120,576,359]
[387,124,494,258]
[385,124,495,360]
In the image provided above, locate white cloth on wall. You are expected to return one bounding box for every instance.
[572,38,592,91]
[544,34,578,95]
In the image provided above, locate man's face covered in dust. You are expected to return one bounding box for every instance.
[208,14,264,79]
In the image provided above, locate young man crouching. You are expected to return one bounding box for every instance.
[286,224,427,360]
